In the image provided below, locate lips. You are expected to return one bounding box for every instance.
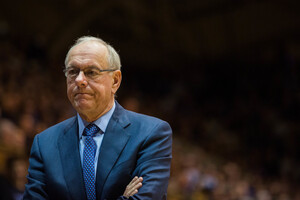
[74,92,93,97]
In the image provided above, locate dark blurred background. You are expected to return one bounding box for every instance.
[0,0,299,199]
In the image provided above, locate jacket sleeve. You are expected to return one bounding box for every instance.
[118,121,172,200]
[23,134,48,200]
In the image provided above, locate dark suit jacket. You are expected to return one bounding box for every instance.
[23,102,172,200]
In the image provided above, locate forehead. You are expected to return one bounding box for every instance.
[67,41,108,68]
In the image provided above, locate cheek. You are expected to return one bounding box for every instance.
[92,80,110,94]
[66,83,74,99]
[98,84,111,97]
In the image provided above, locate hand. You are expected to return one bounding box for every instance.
[123,176,143,198]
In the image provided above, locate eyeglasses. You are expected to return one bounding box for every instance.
[63,66,117,80]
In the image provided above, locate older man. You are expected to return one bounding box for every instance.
[24,36,172,200]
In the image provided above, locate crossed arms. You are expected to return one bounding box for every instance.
[24,119,172,199]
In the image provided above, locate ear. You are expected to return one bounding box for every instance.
[111,70,122,94]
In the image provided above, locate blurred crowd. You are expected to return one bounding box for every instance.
[0,37,300,199]
[168,138,300,200]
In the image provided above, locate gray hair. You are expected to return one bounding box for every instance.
[64,36,121,70]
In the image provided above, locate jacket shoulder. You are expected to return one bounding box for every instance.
[124,110,171,134]
[114,102,170,128]
[126,110,164,123]
[37,116,77,139]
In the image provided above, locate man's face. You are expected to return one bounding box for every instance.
[66,41,121,122]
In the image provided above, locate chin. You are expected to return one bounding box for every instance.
[74,101,93,111]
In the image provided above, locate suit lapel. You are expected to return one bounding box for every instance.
[58,117,86,200]
[96,102,131,199]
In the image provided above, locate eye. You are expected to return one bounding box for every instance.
[67,68,79,76]
[85,68,100,77]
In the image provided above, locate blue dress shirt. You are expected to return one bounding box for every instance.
[77,102,116,175]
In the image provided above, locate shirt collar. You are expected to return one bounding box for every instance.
[78,102,116,139]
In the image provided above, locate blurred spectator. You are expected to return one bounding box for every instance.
[0,119,26,174]
[0,156,28,200]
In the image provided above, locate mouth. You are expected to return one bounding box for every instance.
[74,93,92,97]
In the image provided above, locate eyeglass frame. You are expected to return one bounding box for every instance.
[63,66,117,80]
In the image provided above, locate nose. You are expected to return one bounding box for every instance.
[75,71,88,87]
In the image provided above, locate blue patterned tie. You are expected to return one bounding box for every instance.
[83,123,100,200]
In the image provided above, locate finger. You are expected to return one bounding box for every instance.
[132,177,143,186]
[127,177,142,191]
[128,179,143,195]
[127,183,142,196]
[125,177,138,192]
[128,176,138,186]
[129,189,138,196]
[123,177,143,197]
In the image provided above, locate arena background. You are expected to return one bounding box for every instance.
[0,0,299,199]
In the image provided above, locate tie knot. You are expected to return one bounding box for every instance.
[83,124,100,137]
